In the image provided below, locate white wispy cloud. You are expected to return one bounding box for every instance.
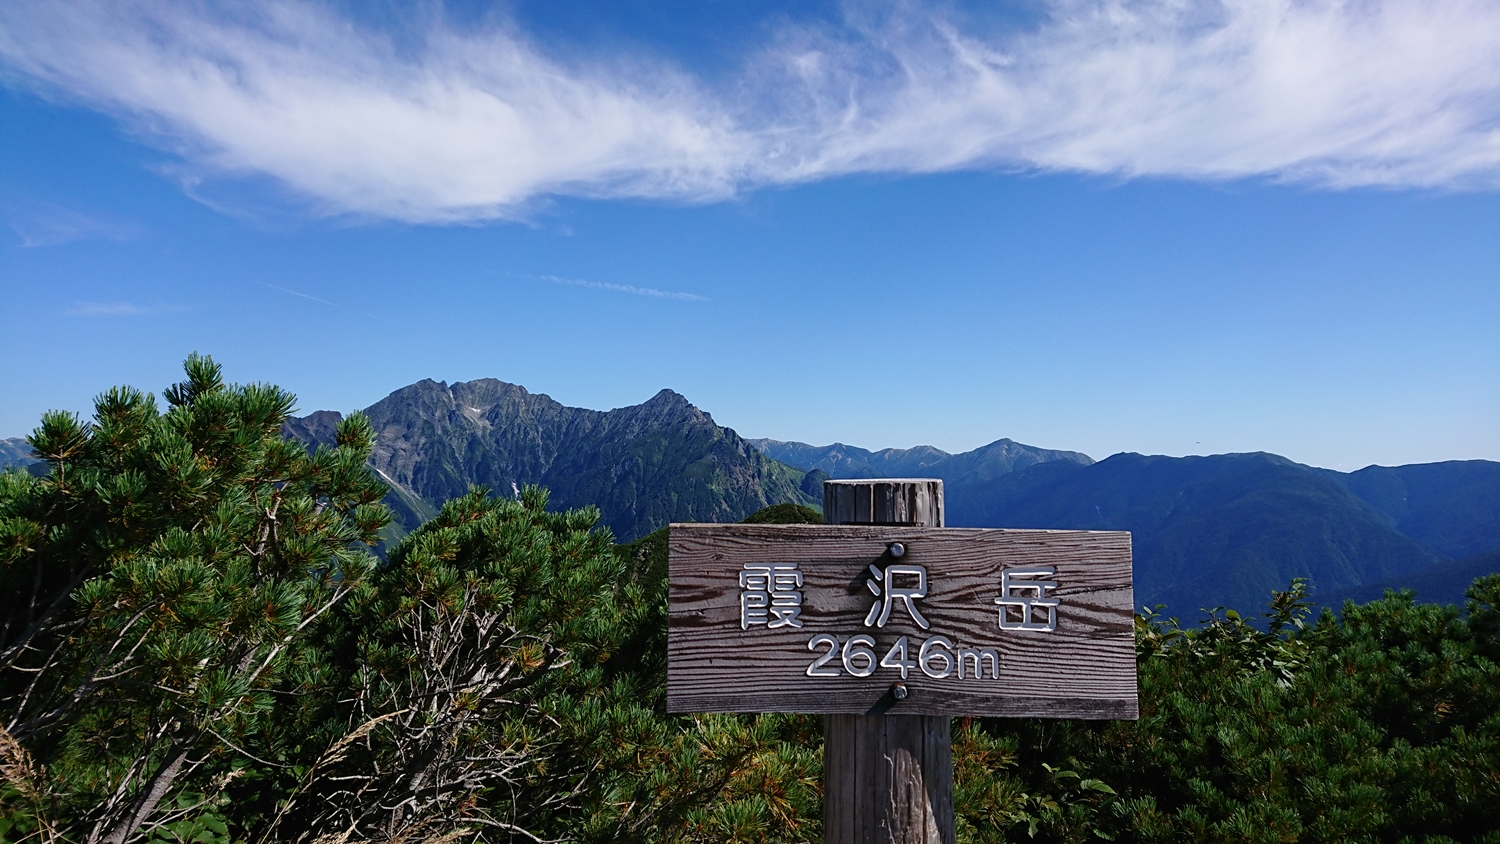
[776,0,1500,188]
[0,0,1494,223]
[263,281,384,319]
[538,275,707,302]
[264,282,336,306]
[4,196,143,247]
[66,302,183,316]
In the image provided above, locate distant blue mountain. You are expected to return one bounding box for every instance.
[17,379,1494,618]
[945,452,1448,616]
[1319,549,1500,609]
[756,439,1500,617]
[746,437,1093,483]
[0,437,38,471]
[1317,461,1500,559]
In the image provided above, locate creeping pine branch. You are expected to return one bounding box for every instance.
[127,776,233,842]
[251,493,282,562]
[8,604,159,737]
[0,553,101,674]
[202,725,293,770]
[81,562,360,841]
[4,626,73,734]
[261,708,413,841]
[92,727,204,844]
[85,718,179,842]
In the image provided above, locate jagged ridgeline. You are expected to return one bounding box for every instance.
[282,379,824,541]
[276,377,1500,615]
[755,439,1500,619]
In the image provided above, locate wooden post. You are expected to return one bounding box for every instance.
[823,479,954,844]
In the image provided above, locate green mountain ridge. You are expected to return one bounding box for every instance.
[283,378,817,541]
[943,451,1452,614]
[747,436,1094,483]
[0,436,37,470]
[763,436,1500,615]
[263,378,1498,614]
[1317,460,1500,559]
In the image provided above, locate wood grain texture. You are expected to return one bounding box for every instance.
[822,479,944,527]
[823,714,953,844]
[823,479,952,844]
[667,524,1137,718]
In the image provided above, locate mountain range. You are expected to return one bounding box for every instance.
[0,437,34,470]
[6,379,1496,616]
[755,438,1498,613]
[280,378,820,542]
[744,438,1094,484]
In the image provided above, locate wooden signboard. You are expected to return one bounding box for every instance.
[667,524,1136,719]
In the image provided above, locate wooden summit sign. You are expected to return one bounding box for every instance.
[667,505,1137,719]
[670,479,1135,844]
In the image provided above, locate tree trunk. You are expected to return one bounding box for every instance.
[96,731,196,844]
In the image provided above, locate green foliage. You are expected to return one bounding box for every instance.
[0,355,389,843]
[741,503,823,525]
[534,502,826,843]
[596,527,1500,844]
[4,359,1498,843]
[798,469,831,502]
[950,576,1500,844]
[258,485,642,841]
[558,561,1500,844]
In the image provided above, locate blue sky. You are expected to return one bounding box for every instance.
[1,0,1497,471]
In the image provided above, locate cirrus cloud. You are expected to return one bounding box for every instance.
[66,301,185,316]
[0,0,1495,223]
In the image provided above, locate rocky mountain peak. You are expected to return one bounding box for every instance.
[284,378,814,540]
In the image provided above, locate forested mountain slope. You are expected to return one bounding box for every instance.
[941,452,1449,614]
[284,379,817,541]
[276,381,1499,612]
[1320,549,1500,608]
[1320,460,1500,559]
[748,437,1093,482]
[0,437,37,471]
[758,436,1500,614]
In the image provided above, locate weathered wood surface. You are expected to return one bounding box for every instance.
[666,524,1137,718]
[824,478,951,844]
[824,714,953,844]
[821,479,943,526]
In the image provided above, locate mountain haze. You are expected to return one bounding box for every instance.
[748,437,1093,483]
[0,437,37,471]
[273,379,1500,614]
[757,436,1498,614]
[284,379,817,541]
[944,452,1447,614]
[1319,461,1500,559]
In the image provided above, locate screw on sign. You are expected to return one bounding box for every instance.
[667,479,1137,844]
